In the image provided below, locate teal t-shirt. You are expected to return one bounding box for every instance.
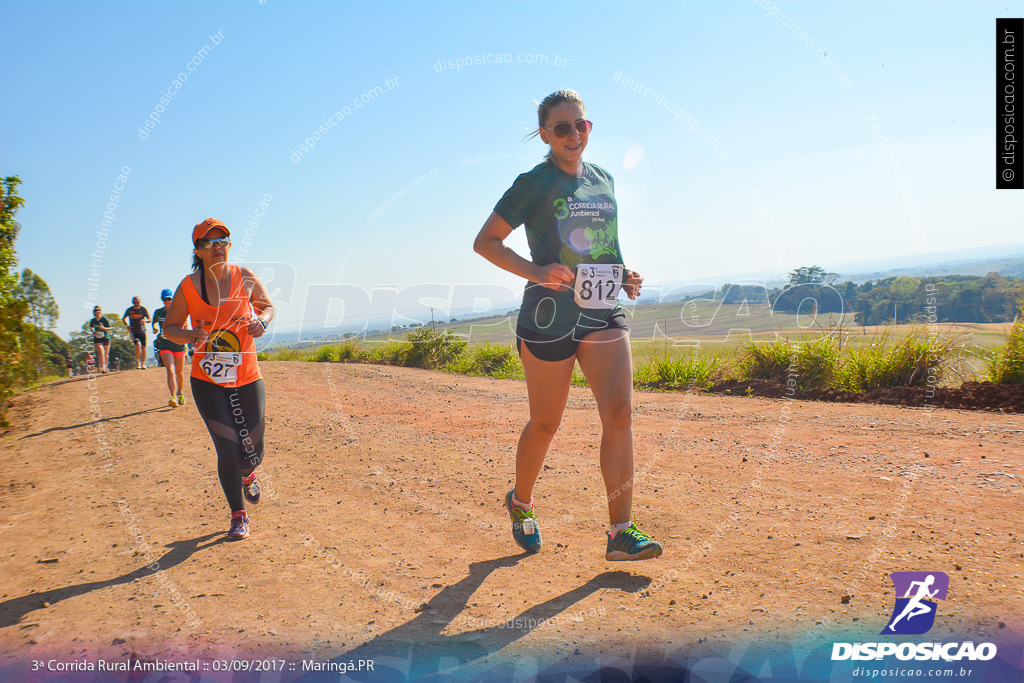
[493,159,624,336]
[88,316,110,342]
[153,306,187,352]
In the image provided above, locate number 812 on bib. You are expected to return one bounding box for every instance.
[574,264,624,310]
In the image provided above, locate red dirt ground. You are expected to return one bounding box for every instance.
[1,362,1022,679]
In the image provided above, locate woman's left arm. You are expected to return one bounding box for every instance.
[241,266,274,338]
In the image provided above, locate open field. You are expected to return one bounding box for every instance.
[1,363,1022,680]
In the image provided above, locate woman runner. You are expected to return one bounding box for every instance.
[474,90,662,561]
[153,288,188,408]
[88,306,112,374]
[161,218,274,540]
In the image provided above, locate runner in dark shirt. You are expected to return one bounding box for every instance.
[123,296,151,369]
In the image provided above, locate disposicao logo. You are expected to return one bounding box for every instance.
[881,571,948,635]
[831,570,998,663]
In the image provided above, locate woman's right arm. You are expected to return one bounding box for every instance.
[162,283,208,347]
[473,212,573,290]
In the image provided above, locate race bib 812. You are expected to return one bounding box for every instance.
[574,264,624,309]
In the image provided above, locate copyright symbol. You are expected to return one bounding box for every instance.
[1003,169,1015,182]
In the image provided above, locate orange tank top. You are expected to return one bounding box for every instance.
[183,264,262,387]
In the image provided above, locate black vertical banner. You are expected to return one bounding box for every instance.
[997,18,1023,189]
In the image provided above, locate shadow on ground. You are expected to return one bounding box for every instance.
[0,532,226,628]
[313,554,651,682]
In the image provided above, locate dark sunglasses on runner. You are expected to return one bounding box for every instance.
[195,237,232,249]
[543,119,593,138]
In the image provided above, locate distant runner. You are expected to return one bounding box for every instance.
[161,218,274,541]
[153,288,188,408]
[122,296,151,369]
[474,90,662,561]
[88,306,112,374]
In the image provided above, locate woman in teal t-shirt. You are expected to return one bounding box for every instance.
[88,306,112,374]
[474,90,662,562]
[153,288,189,407]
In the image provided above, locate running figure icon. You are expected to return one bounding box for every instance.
[881,571,949,635]
[887,574,938,631]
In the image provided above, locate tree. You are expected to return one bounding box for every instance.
[15,268,59,329]
[787,266,838,286]
[0,176,68,424]
[108,337,136,371]
[0,177,23,295]
[890,276,921,301]
[37,329,69,377]
[0,175,26,425]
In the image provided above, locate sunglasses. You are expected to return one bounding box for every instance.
[543,119,593,138]
[196,237,232,249]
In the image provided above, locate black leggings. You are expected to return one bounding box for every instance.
[190,378,266,512]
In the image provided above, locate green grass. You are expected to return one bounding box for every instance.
[633,352,720,391]
[833,329,959,391]
[984,315,1024,384]
[736,332,842,390]
[730,325,968,392]
[262,323,998,393]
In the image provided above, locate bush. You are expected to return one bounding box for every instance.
[367,341,410,365]
[310,345,342,362]
[985,315,1024,384]
[635,352,719,390]
[308,341,365,363]
[737,332,840,390]
[737,337,795,383]
[741,329,843,393]
[471,343,516,376]
[835,329,958,391]
[264,347,307,361]
[793,333,842,390]
[401,328,467,369]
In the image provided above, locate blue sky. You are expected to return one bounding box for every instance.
[1,0,1019,339]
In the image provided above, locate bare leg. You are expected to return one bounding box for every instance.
[94,343,108,373]
[173,354,185,395]
[161,352,176,396]
[575,329,634,526]
[514,342,575,504]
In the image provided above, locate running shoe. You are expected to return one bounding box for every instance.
[227,512,250,540]
[242,473,261,505]
[505,489,541,552]
[177,392,186,406]
[606,522,663,561]
[168,397,178,408]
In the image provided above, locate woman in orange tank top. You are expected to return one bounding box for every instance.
[162,218,275,540]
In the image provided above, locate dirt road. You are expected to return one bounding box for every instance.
[1,362,1021,680]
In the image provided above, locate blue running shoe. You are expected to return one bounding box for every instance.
[505,489,541,552]
[228,512,250,540]
[606,522,662,561]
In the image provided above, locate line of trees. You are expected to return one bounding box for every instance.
[719,267,1023,326]
[847,273,1024,325]
[1,175,62,426]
